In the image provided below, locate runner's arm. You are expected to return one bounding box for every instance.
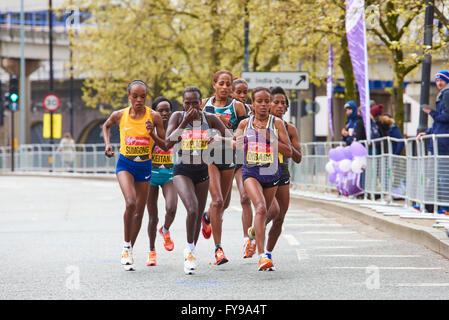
[150,111,168,151]
[288,123,302,163]
[102,110,123,157]
[274,118,292,158]
[207,113,234,147]
[232,119,248,150]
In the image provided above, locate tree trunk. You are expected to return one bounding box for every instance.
[210,0,221,70]
[392,70,405,132]
[339,36,357,102]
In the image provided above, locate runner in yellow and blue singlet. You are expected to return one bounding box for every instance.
[102,79,167,272]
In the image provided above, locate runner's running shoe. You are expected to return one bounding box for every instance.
[258,254,274,271]
[146,251,157,267]
[266,253,276,271]
[121,247,134,265]
[215,247,229,265]
[201,212,212,239]
[183,248,197,275]
[248,227,256,240]
[159,226,174,251]
[243,239,256,259]
[123,264,135,271]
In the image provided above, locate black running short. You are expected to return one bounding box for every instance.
[173,163,209,185]
[278,165,290,186]
[209,148,235,171]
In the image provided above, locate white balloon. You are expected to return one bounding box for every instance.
[339,159,352,173]
[325,161,335,174]
[354,156,367,168]
[351,157,366,174]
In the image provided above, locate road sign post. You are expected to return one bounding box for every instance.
[43,93,61,144]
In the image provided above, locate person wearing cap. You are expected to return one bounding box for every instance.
[417,70,449,154]
[341,100,358,145]
[370,104,384,119]
[417,70,449,213]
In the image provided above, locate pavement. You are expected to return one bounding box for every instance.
[289,187,449,261]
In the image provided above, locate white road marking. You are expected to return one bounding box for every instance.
[301,231,357,234]
[285,223,343,227]
[309,246,356,249]
[283,234,300,246]
[395,283,449,287]
[307,239,386,242]
[327,267,442,270]
[296,249,308,261]
[316,254,420,258]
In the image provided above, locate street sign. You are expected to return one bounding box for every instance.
[43,93,61,112]
[241,72,309,90]
[43,113,62,139]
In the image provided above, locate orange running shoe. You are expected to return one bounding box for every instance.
[159,226,174,251]
[258,255,274,271]
[215,248,228,265]
[243,239,256,259]
[201,212,212,239]
[146,251,157,267]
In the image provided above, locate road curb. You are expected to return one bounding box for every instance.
[289,193,449,260]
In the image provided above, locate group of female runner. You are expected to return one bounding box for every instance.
[102,71,302,274]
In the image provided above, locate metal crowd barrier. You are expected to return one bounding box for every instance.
[0,143,120,175]
[1,135,449,216]
[291,134,449,216]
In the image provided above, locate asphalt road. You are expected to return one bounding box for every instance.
[1,175,449,300]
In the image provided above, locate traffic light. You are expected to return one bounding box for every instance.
[8,75,19,111]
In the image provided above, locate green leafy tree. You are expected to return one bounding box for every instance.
[366,0,449,129]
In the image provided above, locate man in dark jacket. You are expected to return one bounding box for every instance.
[417,70,449,213]
[418,70,449,154]
[341,100,358,145]
[378,115,404,155]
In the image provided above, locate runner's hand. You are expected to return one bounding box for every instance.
[184,107,199,124]
[105,144,114,158]
[145,120,155,135]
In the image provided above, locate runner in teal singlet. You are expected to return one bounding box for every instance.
[200,70,247,265]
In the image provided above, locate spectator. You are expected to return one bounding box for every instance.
[418,71,449,154]
[57,132,76,172]
[341,100,358,145]
[377,114,404,155]
[371,103,385,136]
[354,107,380,144]
[417,70,449,213]
[370,103,384,119]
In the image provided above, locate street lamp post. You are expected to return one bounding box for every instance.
[20,0,25,145]
[49,0,54,145]
[417,0,434,135]
[243,0,249,73]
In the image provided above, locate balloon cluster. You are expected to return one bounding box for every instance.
[326,142,367,184]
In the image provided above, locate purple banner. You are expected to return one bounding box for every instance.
[327,44,334,138]
[346,0,371,140]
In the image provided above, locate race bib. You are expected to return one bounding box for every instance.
[124,136,151,156]
[181,130,209,151]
